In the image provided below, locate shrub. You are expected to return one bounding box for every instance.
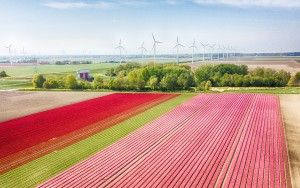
[288,76,297,87]
[197,81,207,91]
[64,74,77,89]
[0,71,8,77]
[205,80,212,91]
[148,76,159,90]
[160,74,178,91]
[93,74,104,89]
[77,80,92,90]
[43,78,59,89]
[177,72,194,89]
[127,69,146,90]
[32,74,46,88]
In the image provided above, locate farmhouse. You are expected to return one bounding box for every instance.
[77,69,91,81]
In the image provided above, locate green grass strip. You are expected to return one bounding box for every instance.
[0,94,195,188]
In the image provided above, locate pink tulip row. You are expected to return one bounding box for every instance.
[39,94,290,188]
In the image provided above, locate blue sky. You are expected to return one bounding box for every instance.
[0,0,300,55]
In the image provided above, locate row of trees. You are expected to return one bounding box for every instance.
[32,74,91,90]
[195,64,291,87]
[32,63,298,91]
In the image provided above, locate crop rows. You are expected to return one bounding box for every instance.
[0,93,170,159]
[0,94,193,187]
[39,94,291,187]
[0,93,176,174]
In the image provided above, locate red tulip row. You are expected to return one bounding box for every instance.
[0,93,170,159]
[39,94,291,187]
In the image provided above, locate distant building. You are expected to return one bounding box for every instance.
[77,69,91,81]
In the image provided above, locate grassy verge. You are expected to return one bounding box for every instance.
[0,94,195,188]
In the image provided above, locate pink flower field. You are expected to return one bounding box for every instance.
[39,94,291,187]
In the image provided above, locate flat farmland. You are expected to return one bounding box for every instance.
[0,91,111,122]
[280,94,300,188]
[39,94,291,187]
[0,93,191,187]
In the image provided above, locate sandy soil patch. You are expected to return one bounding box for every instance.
[280,94,300,188]
[0,91,111,122]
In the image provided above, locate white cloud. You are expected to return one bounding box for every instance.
[192,0,300,8]
[165,0,184,5]
[43,1,114,10]
[43,0,149,10]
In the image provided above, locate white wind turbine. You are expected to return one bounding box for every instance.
[116,40,125,64]
[222,45,228,60]
[200,42,209,61]
[217,44,222,61]
[189,39,197,64]
[208,43,216,61]
[152,33,162,64]
[174,36,184,64]
[3,44,13,65]
[138,42,147,62]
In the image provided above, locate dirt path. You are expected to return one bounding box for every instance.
[280,94,300,188]
[0,91,111,122]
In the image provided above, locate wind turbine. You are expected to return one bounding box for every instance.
[3,44,13,65]
[116,40,125,64]
[189,39,197,64]
[174,36,184,64]
[200,42,209,61]
[208,43,216,61]
[222,45,228,60]
[217,44,222,61]
[152,33,162,64]
[138,42,147,62]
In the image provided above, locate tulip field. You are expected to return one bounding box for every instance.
[0,93,291,187]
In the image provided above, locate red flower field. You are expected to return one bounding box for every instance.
[38,94,291,187]
[0,93,172,159]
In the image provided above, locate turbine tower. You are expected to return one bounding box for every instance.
[200,42,209,62]
[208,43,216,61]
[138,42,147,62]
[116,40,125,64]
[217,44,222,61]
[189,39,197,64]
[152,33,162,64]
[3,44,13,65]
[174,36,184,64]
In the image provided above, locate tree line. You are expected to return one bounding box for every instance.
[32,63,299,91]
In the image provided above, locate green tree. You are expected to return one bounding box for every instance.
[197,81,207,91]
[127,69,146,90]
[64,74,77,89]
[177,72,194,89]
[160,74,178,90]
[32,74,46,88]
[93,74,104,89]
[194,65,214,84]
[43,78,59,89]
[205,80,212,91]
[288,76,297,87]
[148,76,159,90]
[0,70,8,77]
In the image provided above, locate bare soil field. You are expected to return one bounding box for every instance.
[280,94,300,188]
[0,91,110,122]
[190,59,300,74]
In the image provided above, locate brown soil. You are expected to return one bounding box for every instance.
[0,91,111,122]
[280,94,300,188]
